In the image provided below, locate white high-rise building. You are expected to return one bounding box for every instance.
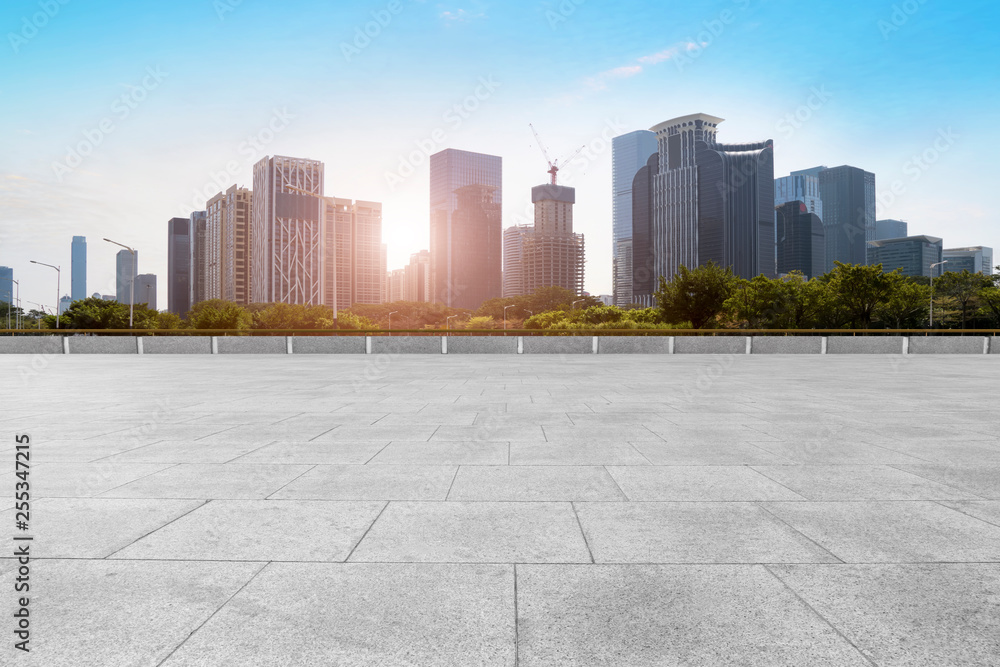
[943,246,994,275]
[502,225,532,297]
[115,249,138,304]
[251,156,325,305]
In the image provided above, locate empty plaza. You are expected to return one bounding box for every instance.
[2,352,999,666]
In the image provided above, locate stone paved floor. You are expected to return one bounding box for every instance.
[1,354,999,666]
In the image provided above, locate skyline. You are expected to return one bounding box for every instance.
[2,0,998,310]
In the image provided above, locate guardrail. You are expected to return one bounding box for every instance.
[1,328,999,336]
[0,331,997,354]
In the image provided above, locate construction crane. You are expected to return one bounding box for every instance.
[530,124,586,186]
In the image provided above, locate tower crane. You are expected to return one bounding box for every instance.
[529,124,586,186]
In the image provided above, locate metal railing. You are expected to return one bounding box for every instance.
[1,328,998,337]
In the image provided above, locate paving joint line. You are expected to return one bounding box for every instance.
[343,501,390,562]
[570,501,595,564]
[755,502,845,564]
[103,500,211,559]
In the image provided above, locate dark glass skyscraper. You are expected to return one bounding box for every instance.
[612,130,658,306]
[816,165,875,270]
[429,149,502,309]
[167,217,192,315]
[71,236,87,302]
[776,201,825,279]
[649,114,775,283]
[630,153,658,303]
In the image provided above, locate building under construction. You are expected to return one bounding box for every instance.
[520,184,585,295]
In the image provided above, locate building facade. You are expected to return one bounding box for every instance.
[521,184,585,295]
[612,130,658,306]
[115,249,138,304]
[816,165,876,270]
[59,295,72,315]
[429,149,502,309]
[71,236,87,302]
[867,235,944,277]
[775,172,823,219]
[776,201,826,279]
[943,246,994,275]
[135,274,157,310]
[502,225,532,298]
[875,219,908,241]
[323,198,384,313]
[189,210,208,306]
[0,267,12,306]
[167,217,192,315]
[630,153,659,305]
[404,250,431,302]
[251,156,325,305]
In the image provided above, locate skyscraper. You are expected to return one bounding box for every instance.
[875,219,908,241]
[135,274,157,310]
[775,171,823,220]
[502,225,532,298]
[206,185,253,304]
[115,249,138,304]
[816,165,876,270]
[612,130,658,306]
[650,114,775,282]
[190,210,208,306]
[776,201,826,279]
[630,153,659,305]
[404,250,431,302]
[71,236,87,302]
[430,149,502,309]
[943,246,993,275]
[0,266,13,308]
[867,235,943,277]
[522,184,585,295]
[167,217,192,315]
[323,197,384,313]
[251,155,325,305]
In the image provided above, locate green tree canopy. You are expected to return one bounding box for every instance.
[656,262,737,329]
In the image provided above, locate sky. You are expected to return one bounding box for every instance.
[1,0,998,311]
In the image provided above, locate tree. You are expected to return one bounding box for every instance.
[188,302,252,331]
[934,270,991,329]
[156,311,185,330]
[826,262,900,329]
[252,303,335,330]
[46,297,159,330]
[655,262,737,329]
[979,284,1000,327]
[724,274,814,329]
[874,276,930,329]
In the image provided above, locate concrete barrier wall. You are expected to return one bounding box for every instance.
[827,336,905,354]
[290,336,366,354]
[991,337,999,354]
[446,336,518,354]
[674,336,747,355]
[216,336,287,354]
[752,336,823,354]
[370,336,442,354]
[598,336,672,354]
[68,336,138,354]
[143,336,212,354]
[522,336,594,354]
[0,337,64,355]
[908,336,988,355]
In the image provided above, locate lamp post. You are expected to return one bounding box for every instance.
[388,311,398,336]
[27,301,49,330]
[446,314,458,331]
[572,299,585,309]
[29,260,60,329]
[503,304,515,334]
[103,238,136,328]
[3,290,9,331]
[929,260,948,328]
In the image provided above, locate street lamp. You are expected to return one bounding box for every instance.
[503,304,515,333]
[572,299,586,309]
[3,290,9,331]
[26,301,50,330]
[103,238,136,328]
[446,314,459,330]
[929,260,948,328]
[29,260,60,329]
[387,311,398,335]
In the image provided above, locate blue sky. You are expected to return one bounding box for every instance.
[1,0,998,309]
